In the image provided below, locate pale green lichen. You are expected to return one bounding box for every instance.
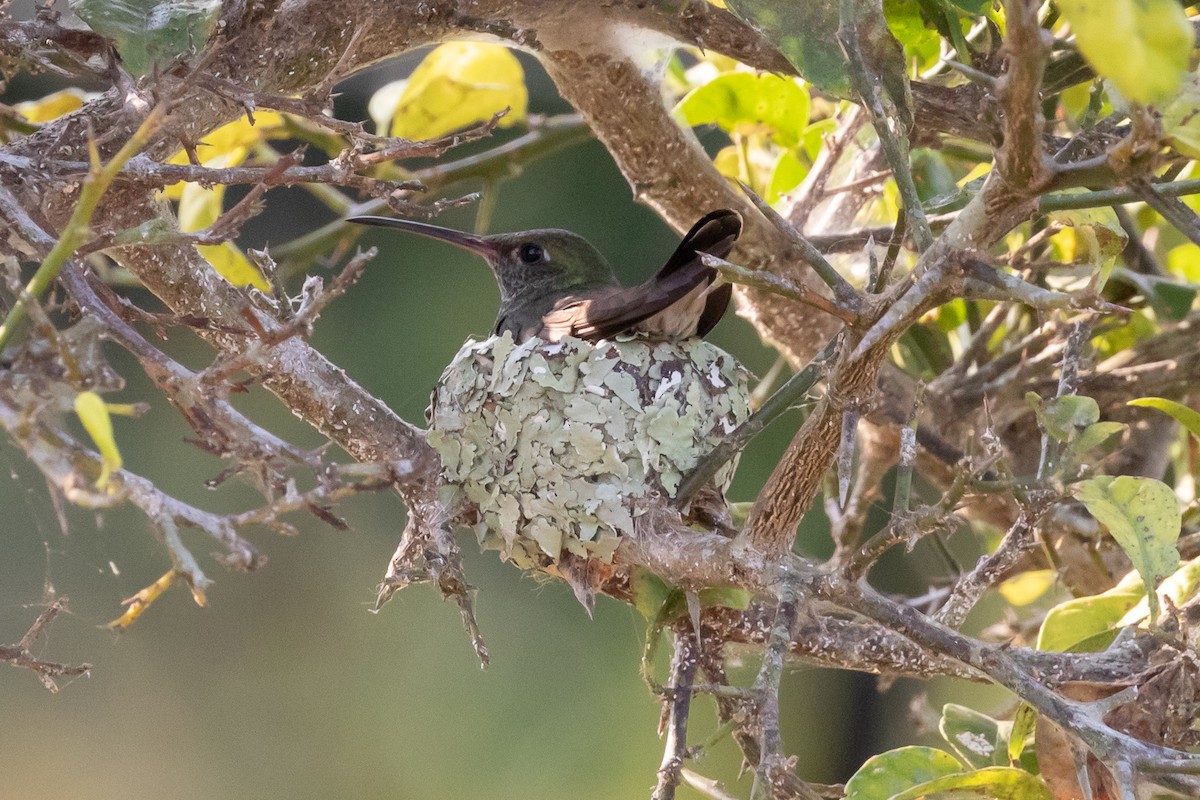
[427,333,752,570]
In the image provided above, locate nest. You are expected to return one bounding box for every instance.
[427,333,751,603]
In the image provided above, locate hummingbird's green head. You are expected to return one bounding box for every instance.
[347,216,618,304]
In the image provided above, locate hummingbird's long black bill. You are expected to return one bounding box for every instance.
[347,216,500,259]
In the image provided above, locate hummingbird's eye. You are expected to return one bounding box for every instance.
[518,242,546,265]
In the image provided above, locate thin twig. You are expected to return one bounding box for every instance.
[674,334,841,506]
[749,576,812,800]
[652,628,697,800]
[739,182,861,309]
[702,254,859,324]
[891,383,925,515]
[0,598,91,692]
[1130,178,1200,248]
[786,106,866,226]
[0,100,170,350]
[836,0,933,251]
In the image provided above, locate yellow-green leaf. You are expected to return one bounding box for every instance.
[712,144,744,186]
[199,243,270,292]
[1049,201,1127,290]
[176,179,270,291]
[631,568,673,620]
[1128,397,1200,441]
[1070,476,1181,622]
[162,113,287,199]
[1163,71,1200,158]
[1057,0,1194,105]
[191,112,286,162]
[74,390,122,488]
[846,746,963,800]
[767,149,808,203]
[1091,308,1155,360]
[891,766,1051,800]
[1068,421,1127,457]
[1008,704,1037,765]
[1117,556,1200,627]
[177,180,223,233]
[13,88,89,123]
[381,43,527,140]
[1057,207,1128,261]
[1038,593,1140,652]
[998,569,1057,606]
[369,79,410,136]
[674,72,811,148]
[1167,243,1200,282]
[698,586,752,610]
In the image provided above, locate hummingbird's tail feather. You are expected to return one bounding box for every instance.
[536,210,742,342]
[655,209,742,280]
[652,209,740,337]
[695,282,733,338]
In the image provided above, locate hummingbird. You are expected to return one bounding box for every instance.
[347,209,742,342]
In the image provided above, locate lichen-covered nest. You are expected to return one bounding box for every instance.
[427,333,752,572]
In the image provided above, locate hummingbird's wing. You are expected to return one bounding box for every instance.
[537,210,743,342]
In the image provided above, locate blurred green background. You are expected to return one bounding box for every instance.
[0,29,1003,800]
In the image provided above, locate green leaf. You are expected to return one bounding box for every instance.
[845,746,962,800]
[1076,423,1126,451]
[1048,202,1128,290]
[891,766,1052,800]
[1008,704,1037,765]
[1056,0,1194,106]
[1066,421,1127,462]
[911,149,958,202]
[1025,392,1099,442]
[1070,476,1182,622]
[1108,267,1198,321]
[939,705,1006,769]
[905,324,954,376]
[1091,308,1155,360]
[71,0,219,77]
[1037,571,1145,652]
[935,297,968,333]
[725,0,850,95]
[674,73,810,147]
[884,0,943,71]
[631,568,673,620]
[725,0,910,108]
[1128,397,1200,441]
[698,586,753,610]
[800,118,837,160]
[1154,282,1198,320]
[767,149,808,203]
